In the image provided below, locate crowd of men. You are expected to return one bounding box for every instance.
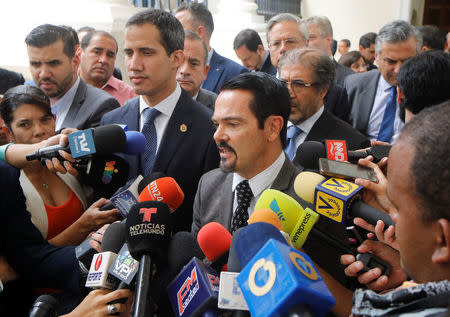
[0,2,449,316]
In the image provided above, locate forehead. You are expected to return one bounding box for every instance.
[27,40,68,60]
[184,38,205,61]
[11,103,49,119]
[379,37,417,59]
[269,21,302,40]
[213,89,255,120]
[88,34,117,51]
[125,23,162,48]
[280,62,314,81]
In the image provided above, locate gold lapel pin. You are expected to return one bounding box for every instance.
[180,124,187,132]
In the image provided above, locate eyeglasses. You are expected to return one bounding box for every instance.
[280,79,319,91]
[268,38,301,50]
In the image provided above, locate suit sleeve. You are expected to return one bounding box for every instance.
[0,162,79,291]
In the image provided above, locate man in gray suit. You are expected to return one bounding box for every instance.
[192,72,295,235]
[305,16,354,86]
[344,20,421,143]
[176,30,217,110]
[25,24,119,130]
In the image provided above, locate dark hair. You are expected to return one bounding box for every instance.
[417,25,446,51]
[175,2,214,38]
[359,32,377,48]
[220,72,290,148]
[81,30,118,53]
[25,24,77,58]
[126,9,184,55]
[0,85,52,130]
[338,50,364,68]
[398,101,450,222]
[184,30,208,65]
[77,26,95,34]
[340,39,351,47]
[60,25,80,47]
[398,50,450,115]
[279,47,335,92]
[233,29,263,52]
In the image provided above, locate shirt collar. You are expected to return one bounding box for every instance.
[139,83,182,118]
[52,77,80,113]
[379,73,394,91]
[102,75,119,91]
[232,151,285,198]
[207,48,214,66]
[288,105,324,134]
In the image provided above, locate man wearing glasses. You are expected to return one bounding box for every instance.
[279,48,369,161]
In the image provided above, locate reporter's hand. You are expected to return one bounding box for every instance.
[78,199,120,235]
[89,224,110,253]
[62,289,132,317]
[340,240,407,292]
[354,217,399,250]
[0,256,18,283]
[355,158,391,213]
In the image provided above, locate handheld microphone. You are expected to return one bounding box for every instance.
[294,172,395,228]
[85,251,118,289]
[105,175,144,216]
[26,124,126,161]
[137,172,167,194]
[126,201,173,317]
[197,222,232,272]
[138,177,185,212]
[123,131,146,155]
[237,239,336,317]
[29,294,58,317]
[248,208,282,231]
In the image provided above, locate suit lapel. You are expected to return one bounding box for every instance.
[61,79,86,128]
[202,51,224,92]
[221,172,234,230]
[152,90,193,172]
[359,71,381,130]
[305,110,329,142]
[124,98,140,131]
[271,153,299,192]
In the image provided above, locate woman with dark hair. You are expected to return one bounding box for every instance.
[338,51,367,73]
[0,85,118,246]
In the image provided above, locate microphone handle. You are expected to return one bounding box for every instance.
[133,254,154,317]
[350,200,395,228]
[284,304,315,317]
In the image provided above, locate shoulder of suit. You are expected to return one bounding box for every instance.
[213,51,248,73]
[344,69,380,88]
[199,88,218,99]
[199,168,230,187]
[0,160,19,184]
[83,81,120,102]
[321,110,369,142]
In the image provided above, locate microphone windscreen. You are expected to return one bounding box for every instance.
[29,294,58,317]
[123,131,146,155]
[92,124,127,155]
[293,141,326,170]
[137,172,167,194]
[168,231,204,275]
[126,201,172,260]
[101,221,126,253]
[197,222,232,262]
[248,208,282,230]
[234,222,287,268]
[138,177,184,212]
[227,227,245,272]
[294,172,326,204]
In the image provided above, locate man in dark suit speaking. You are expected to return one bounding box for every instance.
[101,9,219,232]
[279,47,369,162]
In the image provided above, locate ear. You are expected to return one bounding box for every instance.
[397,87,404,104]
[257,44,265,55]
[196,25,207,40]
[319,86,329,99]
[431,219,450,264]
[170,49,185,69]
[359,45,364,53]
[72,53,81,72]
[203,64,210,80]
[3,125,14,142]
[264,115,284,143]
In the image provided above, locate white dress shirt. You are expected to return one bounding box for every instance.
[138,83,182,151]
[231,152,285,217]
[52,77,80,131]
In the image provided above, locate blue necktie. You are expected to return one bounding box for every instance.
[285,125,303,160]
[140,107,160,176]
[377,86,397,143]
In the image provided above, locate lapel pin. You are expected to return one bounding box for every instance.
[180,124,187,133]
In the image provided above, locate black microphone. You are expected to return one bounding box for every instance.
[26,124,126,161]
[348,145,391,162]
[126,201,173,317]
[29,294,58,317]
[137,172,167,194]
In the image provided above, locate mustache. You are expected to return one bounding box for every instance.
[128,72,150,78]
[217,141,236,154]
[38,78,57,85]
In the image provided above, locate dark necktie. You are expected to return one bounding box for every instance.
[231,180,252,233]
[377,86,397,143]
[285,125,303,160]
[140,107,160,176]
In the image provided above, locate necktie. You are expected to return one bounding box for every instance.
[377,86,397,143]
[140,107,160,176]
[231,180,252,233]
[285,125,303,160]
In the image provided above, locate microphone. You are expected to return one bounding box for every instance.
[104,175,144,215]
[29,294,58,317]
[26,124,126,161]
[294,171,395,228]
[123,131,146,155]
[126,201,173,317]
[236,238,336,317]
[347,145,391,163]
[248,208,282,230]
[137,172,167,194]
[138,177,185,212]
[197,222,232,272]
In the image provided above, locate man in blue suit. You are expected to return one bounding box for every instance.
[101,9,220,232]
[175,2,248,94]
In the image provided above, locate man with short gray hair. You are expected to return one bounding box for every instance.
[344,20,421,144]
[305,16,354,86]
